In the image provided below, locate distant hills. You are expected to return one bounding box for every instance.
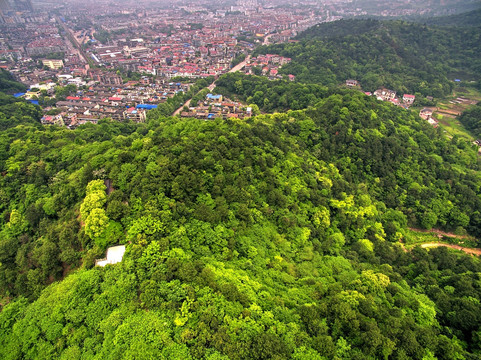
[424,7,481,26]
[254,18,481,98]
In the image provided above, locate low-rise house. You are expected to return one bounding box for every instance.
[42,59,64,70]
[374,88,396,101]
[390,98,400,105]
[123,107,146,122]
[41,114,64,126]
[25,90,40,99]
[419,108,433,120]
[428,118,439,127]
[76,114,99,125]
[181,111,196,118]
[346,79,359,87]
[403,94,415,105]
[206,93,222,102]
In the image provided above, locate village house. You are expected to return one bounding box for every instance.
[374,88,396,101]
[346,79,359,87]
[41,114,64,126]
[123,107,146,122]
[427,118,439,127]
[206,93,223,102]
[419,108,438,127]
[419,108,433,120]
[403,94,415,105]
[42,59,64,70]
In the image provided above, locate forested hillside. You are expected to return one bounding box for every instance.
[425,7,481,27]
[1,81,481,359]
[254,19,481,97]
[0,70,41,130]
[459,102,481,138]
[0,93,42,131]
[0,70,27,95]
[214,73,328,112]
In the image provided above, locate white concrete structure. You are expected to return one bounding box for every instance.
[95,245,126,267]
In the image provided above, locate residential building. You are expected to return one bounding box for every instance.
[42,59,64,70]
[403,94,415,105]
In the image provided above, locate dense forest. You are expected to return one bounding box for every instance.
[2,9,481,359]
[0,73,41,130]
[0,69,27,95]
[424,7,481,27]
[254,19,481,97]
[1,69,481,358]
[459,102,481,138]
[215,73,328,112]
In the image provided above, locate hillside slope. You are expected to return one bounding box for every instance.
[425,7,481,26]
[0,87,481,358]
[459,102,481,138]
[255,19,481,97]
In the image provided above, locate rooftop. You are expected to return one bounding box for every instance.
[95,245,126,267]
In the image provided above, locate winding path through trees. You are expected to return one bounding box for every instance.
[399,228,481,255]
[408,227,470,239]
[419,243,481,255]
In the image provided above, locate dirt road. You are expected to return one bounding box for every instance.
[399,229,481,256]
[420,243,481,255]
[408,227,470,239]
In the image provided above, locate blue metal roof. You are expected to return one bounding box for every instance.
[206,93,221,100]
[136,104,158,110]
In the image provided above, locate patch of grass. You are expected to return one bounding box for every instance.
[433,88,481,140]
[454,87,469,94]
[403,229,440,247]
[439,116,474,140]
[463,87,481,99]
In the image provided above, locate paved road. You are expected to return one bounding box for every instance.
[173,55,251,116]
[56,16,90,65]
[263,34,275,46]
[230,55,251,73]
